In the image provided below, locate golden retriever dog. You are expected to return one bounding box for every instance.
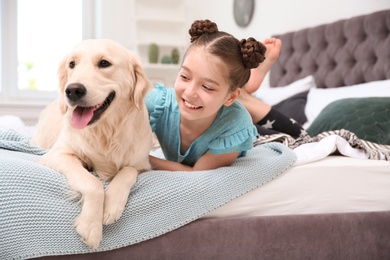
[31,39,153,249]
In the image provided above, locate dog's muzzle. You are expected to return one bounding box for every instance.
[65,83,115,129]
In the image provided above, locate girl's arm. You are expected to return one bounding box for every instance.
[149,151,240,171]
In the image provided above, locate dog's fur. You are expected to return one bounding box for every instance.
[31,39,153,248]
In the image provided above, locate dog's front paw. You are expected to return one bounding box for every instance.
[74,215,103,249]
[38,154,51,167]
[103,187,128,225]
[38,151,60,170]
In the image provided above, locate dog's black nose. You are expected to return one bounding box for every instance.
[66,83,86,102]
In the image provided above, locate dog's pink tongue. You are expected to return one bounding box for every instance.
[72,106,94,129]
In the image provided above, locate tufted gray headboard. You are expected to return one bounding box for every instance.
[270,10,390,88]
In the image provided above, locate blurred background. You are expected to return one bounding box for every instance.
[1,0,389,124]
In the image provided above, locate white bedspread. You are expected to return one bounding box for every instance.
[205,156,390,218]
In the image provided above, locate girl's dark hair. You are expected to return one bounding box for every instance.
[187,19,267,91]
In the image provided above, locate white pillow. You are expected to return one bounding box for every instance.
[0,115,35,137]
[253,75,316,106]
[304,79,390,128]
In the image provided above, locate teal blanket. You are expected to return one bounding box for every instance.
[0,130,296,259]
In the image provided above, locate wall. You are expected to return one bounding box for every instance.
[94,0,390,53]
[193,0,390,42]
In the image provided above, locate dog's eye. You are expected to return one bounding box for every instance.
[69,61,75,69]
[99,60,111,68]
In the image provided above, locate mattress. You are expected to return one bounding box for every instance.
[204,155,390,218]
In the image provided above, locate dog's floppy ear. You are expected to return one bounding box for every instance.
[130,55,152,110]
[57,55,69,115]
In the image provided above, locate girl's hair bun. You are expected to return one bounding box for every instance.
[189,19,219,43]
[240,37,267,69]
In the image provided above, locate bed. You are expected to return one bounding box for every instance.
[1,9,390,260]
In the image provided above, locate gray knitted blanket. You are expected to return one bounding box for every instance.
[0,130,296,259]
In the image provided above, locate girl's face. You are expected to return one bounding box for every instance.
[174,47,240,123]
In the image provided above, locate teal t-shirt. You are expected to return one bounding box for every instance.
[145,84,258,167]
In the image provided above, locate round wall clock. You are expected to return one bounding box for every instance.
[233,0,255,27]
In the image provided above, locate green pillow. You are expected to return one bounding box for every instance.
[306,97,390,145]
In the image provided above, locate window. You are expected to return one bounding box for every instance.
[17,0,82,92]
[0,0,96,125]
[1,0,87,104]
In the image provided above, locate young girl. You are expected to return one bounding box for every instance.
[145,19,266,171]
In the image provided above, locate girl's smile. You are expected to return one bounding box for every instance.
[182,98,203,110]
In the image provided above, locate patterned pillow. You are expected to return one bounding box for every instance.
[306,97,390,145]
